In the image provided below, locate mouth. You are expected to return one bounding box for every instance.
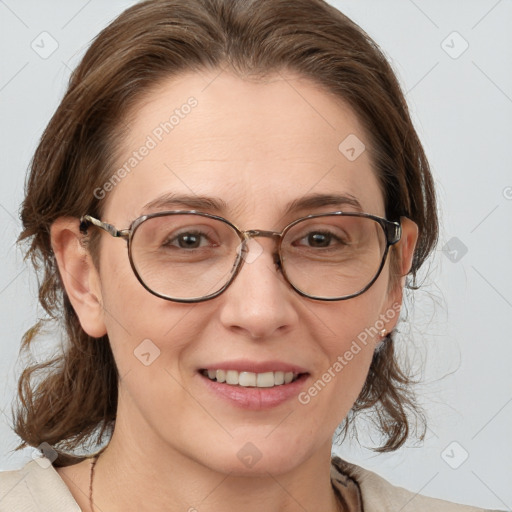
[200,369,304,388]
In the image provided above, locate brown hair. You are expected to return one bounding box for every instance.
[14,0,437,466]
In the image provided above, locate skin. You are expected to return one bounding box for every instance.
[51,70,418,512]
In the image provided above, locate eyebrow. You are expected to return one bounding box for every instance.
[140,192,363,216]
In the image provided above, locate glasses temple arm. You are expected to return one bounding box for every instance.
[385,220,402,245]
[79,215,130,239]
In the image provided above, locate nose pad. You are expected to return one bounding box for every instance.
[238,238,282,273]
[273,252,282,270]
[239,238,264,264]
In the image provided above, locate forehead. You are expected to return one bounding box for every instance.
[102,70,385,225]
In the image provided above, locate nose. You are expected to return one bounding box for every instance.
[218,238,299,339]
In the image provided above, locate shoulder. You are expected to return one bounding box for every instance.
[0,457,80,511]
[331,456,503,512]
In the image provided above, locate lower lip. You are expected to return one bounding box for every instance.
[199,372,310,410]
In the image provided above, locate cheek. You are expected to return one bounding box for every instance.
[313,276,388,353]
[96,244,199,372]
[305,283,389,416]
[307,334,374,418]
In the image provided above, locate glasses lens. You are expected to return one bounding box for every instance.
[281,215,387,299]
[130,214,241,300]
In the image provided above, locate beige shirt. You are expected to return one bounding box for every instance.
[0,456,502,511]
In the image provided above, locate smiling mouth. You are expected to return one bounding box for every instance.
[200,369,305,388]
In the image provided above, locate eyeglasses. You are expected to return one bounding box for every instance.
[79,210,401,303]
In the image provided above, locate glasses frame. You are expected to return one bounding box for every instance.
[79,210,401,303]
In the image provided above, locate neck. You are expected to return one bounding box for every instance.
[90,424,342,512]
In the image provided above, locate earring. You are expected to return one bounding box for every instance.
[379,329,387,338]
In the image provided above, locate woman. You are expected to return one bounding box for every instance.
[0,0,503,510]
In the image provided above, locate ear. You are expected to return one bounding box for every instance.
[381,216,419,334]
[50,217,107,338]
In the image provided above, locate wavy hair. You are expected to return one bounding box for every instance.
[14,0,437,466]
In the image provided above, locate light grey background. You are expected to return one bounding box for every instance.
[1,0,511,509]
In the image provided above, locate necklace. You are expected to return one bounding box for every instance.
[89,455,98,512]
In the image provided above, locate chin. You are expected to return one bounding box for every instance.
[192,435,317,477]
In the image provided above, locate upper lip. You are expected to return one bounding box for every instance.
[199,359,309,374]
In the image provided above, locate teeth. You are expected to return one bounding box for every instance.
[239,372,256,387]
[256,372,275,388]
[203,369,299,387]
[274,371,284,385]
[226,370,238,385]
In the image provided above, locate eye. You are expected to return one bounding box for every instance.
[302,231,335,248]
[294,229,348,249]
[163,230,218,249]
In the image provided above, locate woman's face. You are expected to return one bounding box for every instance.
[79,71,413,475]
